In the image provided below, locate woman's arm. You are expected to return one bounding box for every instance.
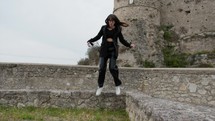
[88,26,104,43]
[118,31,132,48]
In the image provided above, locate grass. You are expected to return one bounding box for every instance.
[0,106,130,121]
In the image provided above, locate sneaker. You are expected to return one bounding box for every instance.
[115,86,121,95]
[96,87,103,96]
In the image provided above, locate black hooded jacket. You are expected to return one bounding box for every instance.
[88,25,131,58]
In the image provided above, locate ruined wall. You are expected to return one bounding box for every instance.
[113,0,215,67]
[113,0,162,67]
[160,0,215,53]
[160,0,215,35]
[0,63,215,107]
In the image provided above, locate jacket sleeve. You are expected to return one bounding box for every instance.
[118,31,131,48]
[87,26,104,43]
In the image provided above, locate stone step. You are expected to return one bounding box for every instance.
[126,91,215,121]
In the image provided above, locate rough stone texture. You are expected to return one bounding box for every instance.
[114,0,162,67]
[0,63,215,108]
[126,91,215,121]
[0,90,125,109]
[1,63,215,121]
[0,89,214,121]
[113,0,215,67]
[1,89,214,121]
[160,0,215,36]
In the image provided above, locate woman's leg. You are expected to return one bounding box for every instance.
[98,57,108,87]
[109,52,122,86]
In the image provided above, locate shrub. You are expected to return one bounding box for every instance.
[78,58,90,65]
[143,60,155,68]
[162,46,188,67]
[78,46,100,65]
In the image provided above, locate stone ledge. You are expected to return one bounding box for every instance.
[126,92,215,121]
[0,90,125,109]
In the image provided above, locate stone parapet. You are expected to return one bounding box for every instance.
[126,92,215,121]
[0,63,215,107]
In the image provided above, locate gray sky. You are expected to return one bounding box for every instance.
[0,0,113,65]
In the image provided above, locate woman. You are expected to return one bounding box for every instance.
[87,14,135,96]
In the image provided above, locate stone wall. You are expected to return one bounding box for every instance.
[113,0,215,67]
[114,0,162,67]
[160,0,215,54]
[180,32,215,54]
[160,0,215,36]
[1,89,214,121]
[126,92,215,121]
[0,63,215,108]
[0,90,125,109]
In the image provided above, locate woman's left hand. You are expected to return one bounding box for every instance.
[130,43,135,48]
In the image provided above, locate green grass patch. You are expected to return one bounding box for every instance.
[0,106,129,121]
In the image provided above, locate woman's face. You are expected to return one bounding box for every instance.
[108,19,115,28]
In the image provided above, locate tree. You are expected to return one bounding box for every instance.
[78,45,100,65]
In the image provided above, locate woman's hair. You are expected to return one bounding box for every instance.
[105,14,129,27]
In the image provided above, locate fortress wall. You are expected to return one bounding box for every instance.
[180,32,215,53]
[114,0,162,66]
[160,0,215,36]
[0,63,215,107]
[113,0,215,63]
[159,0,215,53]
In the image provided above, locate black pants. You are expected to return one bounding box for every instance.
[98,51,121,88]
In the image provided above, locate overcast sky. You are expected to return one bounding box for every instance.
[0,0,113,65]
